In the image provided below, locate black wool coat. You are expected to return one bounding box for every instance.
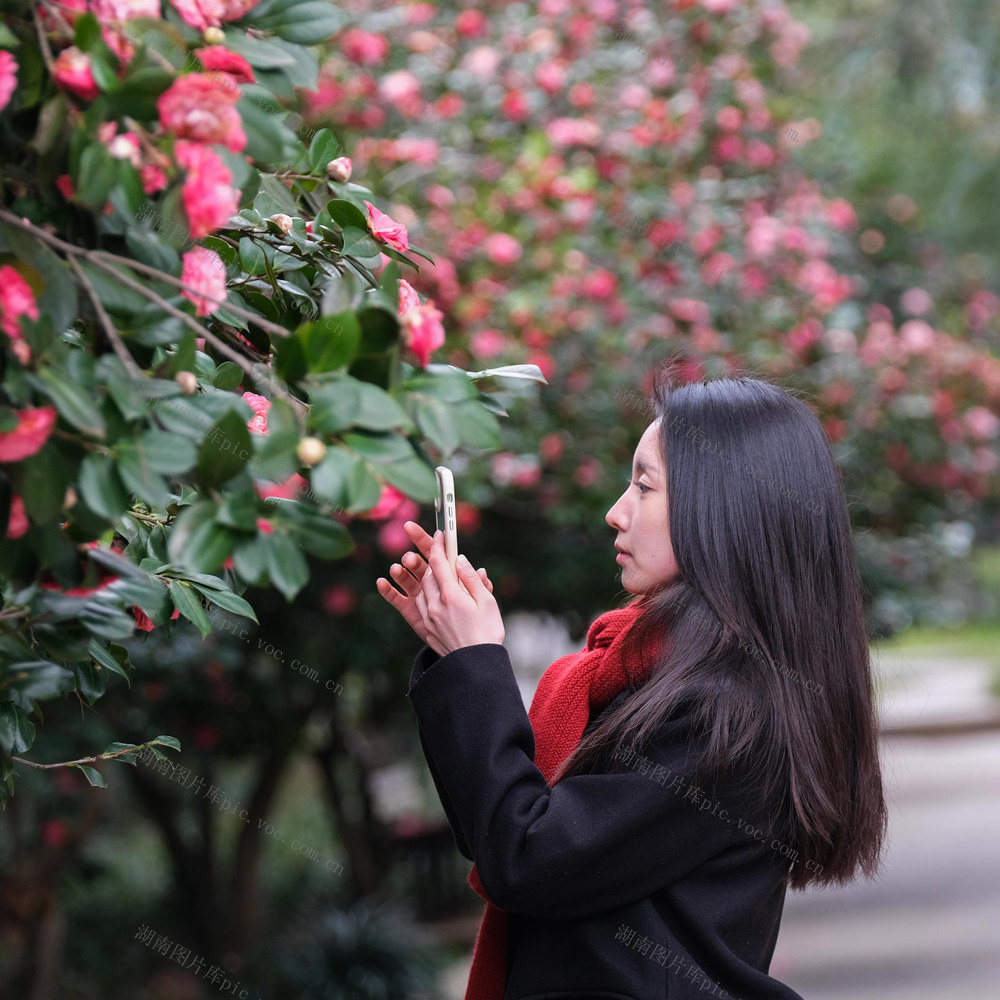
[406,641,807,1000]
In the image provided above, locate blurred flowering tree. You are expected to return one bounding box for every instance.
[300,0,1000,633]
[0,0,543,801]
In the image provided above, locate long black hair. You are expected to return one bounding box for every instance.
[552,362,888,890]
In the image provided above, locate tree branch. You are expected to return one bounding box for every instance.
[67,256,145,378]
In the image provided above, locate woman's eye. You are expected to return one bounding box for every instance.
[628,478,650,494]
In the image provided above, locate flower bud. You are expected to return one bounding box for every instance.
[270,213,294,234]
[326,157,352,182]
[63,486,78,510]
[296,437,327,466]
[203,27,225,45]
[176,371,198,395]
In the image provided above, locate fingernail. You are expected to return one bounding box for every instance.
[458,554,470,567]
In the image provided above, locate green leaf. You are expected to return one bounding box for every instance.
[463,363,549,384]
[150,735,181,751]
[295,311,361,374]
[239,236,268,276]
[252,0,347,45]
[211,362,244,391]
[79,454,131,519]
[137,429,199,475]
[103,741,139,765]
[76,661,106,703]
[339,225,382,260]
[19,443,71,521]
[166,503,236,575]
[26,369,105,438]
[88,639,131,685]
[115,442,172,510]
[0,702,36,754]
[76,142,117,207]
[4,660,75,701]
[72,764,108,788]
[309,129,345,174]
[262,530,309,601]
[414,396,462,456]
[198,410,253,487]
[190,584,259,623]
[168,579,213,636]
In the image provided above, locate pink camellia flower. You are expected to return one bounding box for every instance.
[963,406,999,442]
[53,47,99,101]
[157,73,246,152]
[0,265,39,364]
[483,232,522,266]
[470,328,507,359]
[366,483,409,519]
[171,0,256,30]
[0,51,18,112]
[141,164,168,195]
[5,494,29,538]
[195,46,255,84]
[180,247,227,316]
[396,278,445,366]
[340,28,390,66]
[378,69,423,115]
[92,0,159,62]
[397,278,421,314]
[900,286,933,316]
[175,141,240,239]
[825,197,858,231]
[364,201,409,252]
[326,156,352,182]
[399,300,445,368]
[0,406,58,463]
[241,391,270,435]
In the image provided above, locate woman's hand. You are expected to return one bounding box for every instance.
[415,528,505,656]
[376,521,499,654]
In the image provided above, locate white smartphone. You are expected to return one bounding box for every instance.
[434,465,458,573]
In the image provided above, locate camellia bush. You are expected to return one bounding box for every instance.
[302,0,1000,632]
[0,0,542,801]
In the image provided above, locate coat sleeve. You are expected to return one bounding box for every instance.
[405,641,743,921]
[408,644,474,860]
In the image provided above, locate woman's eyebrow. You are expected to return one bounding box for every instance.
[634,458,660,478]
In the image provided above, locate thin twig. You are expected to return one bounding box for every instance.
[83,254,308,420]
[90,249,294,339]
[0,208,308,418]
[31,5,57,76]
[68,256,145,378]
[12,742,172,770]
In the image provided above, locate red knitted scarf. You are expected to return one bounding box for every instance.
[463,596,659,999]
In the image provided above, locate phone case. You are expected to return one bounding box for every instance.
[434,466,458,573]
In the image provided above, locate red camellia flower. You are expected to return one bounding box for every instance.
[52,47,99,101]
[133,606,182,632]
[5,494,29,538]
[322,583,357,617]
[0,405,58,463]
[175,140,240,239]
[364,200,409,252]
[180,246,227,316]
[367,483,409,519]
[157,72,246,152]
[241,391,270,434]
[0,51,18,112]
[195,46,255,84]
[0,264,39,364]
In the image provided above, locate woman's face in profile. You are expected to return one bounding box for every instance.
[605,418,679,596]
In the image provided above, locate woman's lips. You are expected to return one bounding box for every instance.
[615,551,630,563]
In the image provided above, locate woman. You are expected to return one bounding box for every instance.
[376,367,888,1000]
